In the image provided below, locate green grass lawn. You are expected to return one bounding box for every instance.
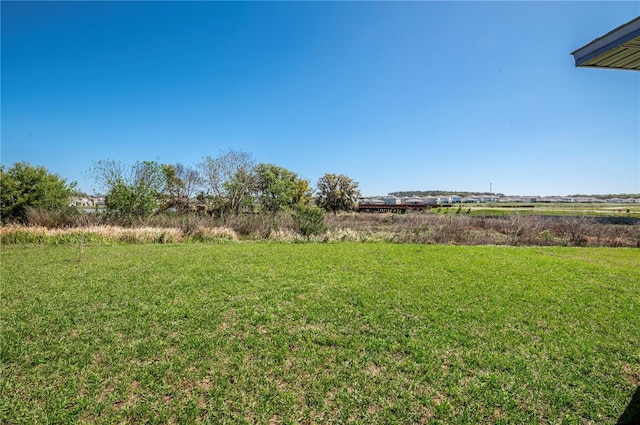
[2,243,639,424]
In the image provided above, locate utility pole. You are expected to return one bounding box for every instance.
[490,183,492,195]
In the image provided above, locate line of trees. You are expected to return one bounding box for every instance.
[389,191,505,198]
[89,150,358,221]
[567,193,640,200]
[0,150,361,225]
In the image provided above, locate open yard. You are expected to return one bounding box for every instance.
[1,243,639,424]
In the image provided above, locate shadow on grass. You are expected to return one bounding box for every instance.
[617,386,640,425]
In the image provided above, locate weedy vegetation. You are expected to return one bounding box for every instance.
[2,209,640,247]
[2,243,639,423]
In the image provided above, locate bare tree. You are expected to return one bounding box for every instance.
[198,149,257,215]
[161,163,202,212]
[88,159,127,193]
[175,164,202,200]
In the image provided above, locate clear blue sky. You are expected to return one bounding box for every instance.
[2,1,639,196]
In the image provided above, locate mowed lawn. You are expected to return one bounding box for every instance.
[1,243,638,424]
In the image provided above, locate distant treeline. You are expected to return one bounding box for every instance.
[567,193,640,199]
[388,191,504,198]
[390,191,639,199]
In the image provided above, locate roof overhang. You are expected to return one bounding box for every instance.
[571,16,640,71]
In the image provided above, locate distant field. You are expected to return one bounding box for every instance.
[2,243,639,424]
[460,203,640,218]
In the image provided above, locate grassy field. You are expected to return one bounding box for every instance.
[2,243,639,424]
[461,203,640,218]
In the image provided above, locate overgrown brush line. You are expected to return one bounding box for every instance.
[0,225,237,245]
[327,213,640,247]
[3,211,639,247]
[0,225,376,245]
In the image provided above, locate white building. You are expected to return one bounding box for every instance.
[403,197,425,205]
[420,196,438,205]
[382,196,401,205]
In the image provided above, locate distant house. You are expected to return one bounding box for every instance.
[501,196,536,203]
[420,196,438,205]
[575,197,604,203]
[480,195,500,203]
[359,197,385,205]
[403,197,425,205]
[382,196,401,205]
[70,197,93,207]
[69,196,105,207]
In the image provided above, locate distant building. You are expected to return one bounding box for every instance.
[420,196,438,205]
[460,195,499,203]
[480,195,500,203]
[69,196,105,207]
[403,197,425,205]
[382,196,401,205]
[500,196,536,203]
[70,197,93,207]
[358,197,384,205]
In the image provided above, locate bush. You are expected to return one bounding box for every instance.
[1,162,76,224]
[105,181,159,223]
[292,205,327,237]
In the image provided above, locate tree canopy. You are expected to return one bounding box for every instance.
[0,162,76,223]
[90,160,166,221]
[315,173,360,215]
[198,149,257,215]
[161,163,202,212]
[256,163,312,212]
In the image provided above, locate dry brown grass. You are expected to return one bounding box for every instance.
[3,211,638,247]
[0,224,237,244]
[189,226,239,242]
[327,212,640,247]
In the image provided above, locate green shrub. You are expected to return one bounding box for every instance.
[292,205,327,236]
[1,162,76,224]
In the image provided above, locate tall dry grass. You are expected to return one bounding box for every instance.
[0,225,238,245]
[4,210,638,247]
[327,212,640,247]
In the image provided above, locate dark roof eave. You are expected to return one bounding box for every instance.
[571,16,640,70]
